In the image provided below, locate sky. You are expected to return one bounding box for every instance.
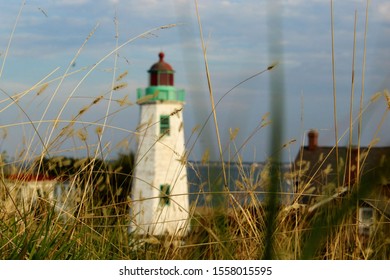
[0,0,389,163]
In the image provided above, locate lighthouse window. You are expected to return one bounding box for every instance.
[160,184,171,206]
[160,115,170,136]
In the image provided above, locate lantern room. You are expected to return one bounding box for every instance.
[148,52,174,86]
[137,52,185,103]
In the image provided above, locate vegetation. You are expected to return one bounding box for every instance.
[1,0,389,260]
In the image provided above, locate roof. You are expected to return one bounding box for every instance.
[7,173,57,182]
[148,52,174,73]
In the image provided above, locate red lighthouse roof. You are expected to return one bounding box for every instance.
[149,52,174,72]
[148,52,174,86]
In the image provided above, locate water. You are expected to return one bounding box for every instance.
[187,161,293,207]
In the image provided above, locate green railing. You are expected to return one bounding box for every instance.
[137,86,185,103]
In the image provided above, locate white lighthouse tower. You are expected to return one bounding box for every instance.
[130,52,190,237]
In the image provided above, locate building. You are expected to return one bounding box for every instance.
[1,173,77,221]
[130,52,190,237]
[4,174,57,212]
[292,130,390,239]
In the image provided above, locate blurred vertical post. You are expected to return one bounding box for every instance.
[263,0,285,259]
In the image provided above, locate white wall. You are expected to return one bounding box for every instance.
[131,101,190,237]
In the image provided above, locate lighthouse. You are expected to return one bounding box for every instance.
[130,52,190,237]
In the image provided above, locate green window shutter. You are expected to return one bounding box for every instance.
[160,115,170,136]
[160,184,171,206]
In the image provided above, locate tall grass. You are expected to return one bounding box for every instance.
[1,0,389,260]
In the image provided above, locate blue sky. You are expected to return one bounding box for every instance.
[0,0,389,162]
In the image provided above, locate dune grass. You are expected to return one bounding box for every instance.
[1,0,390,260]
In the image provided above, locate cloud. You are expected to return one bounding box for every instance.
[53,0,91,6]
[378,3,390,22]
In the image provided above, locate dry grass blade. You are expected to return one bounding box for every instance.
[347,10,358,189]
[330,0,340,188]
[194,0,227,190]
[357,0,370,180]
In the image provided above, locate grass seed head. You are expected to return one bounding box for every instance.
[261,112,271,128]
[78,105,89,116]
[229,127,240,141]
[92,95,103,105]
[77,128,88,141]
[36,83,49,96]
[201,148,210,165]
[384,89,390,109]
[113,82,128,91]
[191,124,201,134]
[95,126,103,136]
[1,128,8,139]
[370,91,383,103]
[137,91,159,104]
[116,70,128,81]
[267,61,278,71]
[170,107,183,117]
[117,95,132,107]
